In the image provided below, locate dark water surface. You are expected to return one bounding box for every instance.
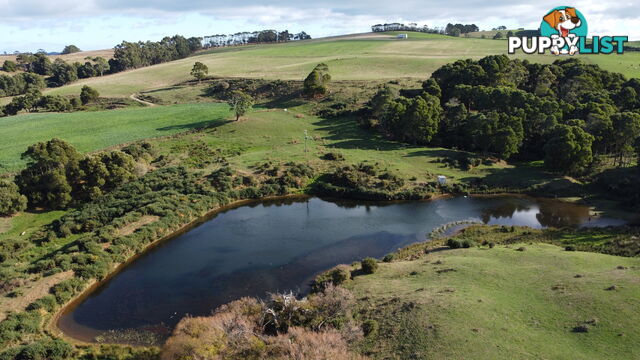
[58,196,623,341]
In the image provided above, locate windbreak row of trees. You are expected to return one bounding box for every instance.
[444,23,480,36]
[370,23,479,36]
[108,35,202,71]
[1,85,99,117]
[0,35,204,99]
[371,23,443,34]
[2,53,110,88]
[0,72,45,97]
[365,55,640,175]
[202,30,311,48]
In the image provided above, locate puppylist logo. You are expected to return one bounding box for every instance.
[509,6,628,55]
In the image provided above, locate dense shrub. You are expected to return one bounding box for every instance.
[312,265,351,292]
[122,142,157,162]
[303,63,331,97]
[0,181,27,216]
[361,257,378,274]
[362,319,379,337]
[2,338,73,360]
[27,295,58,312]
[50,278,85,304]
[77,345,160,360]
[80,86,100,105]
[462,239,475,248]
[0,311,41,345]
[313,163,433,201]
[447,238,462,249]
[382,254,395,262]
[0,237,29,263]
[208,166,235,192]
[321,152,345,161]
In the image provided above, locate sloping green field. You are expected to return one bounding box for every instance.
[0,99,555,190]
[41,32,640,99]
[350,243,640,359]
[0,103,230,171]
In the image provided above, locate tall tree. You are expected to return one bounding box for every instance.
[544,124,594,175]
[397,94,442,144]
[227,90,254,121]
[87,56,109,76]
[50,59,78,86]
[15,138,82,209]
[61,45,81,54]
[610,112,640,167]
[31,53,52,75]
[190,62,209,82]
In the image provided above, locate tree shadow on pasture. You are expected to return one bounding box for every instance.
[143,86,186,94]
[156,119,232,132]
[313,117,406,151]
[403,148,470,161]
[458,165,564,192]
[260,92,307,109]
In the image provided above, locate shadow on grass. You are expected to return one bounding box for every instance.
[458,165,556,189]
[403,148,469,160]
[156,119,232,131]
[143,86,186,94]
[261,92,307,109]
[312,116,406,151]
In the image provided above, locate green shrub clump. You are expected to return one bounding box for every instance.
[362,319,379,337]
[361,257,378,274]
[0,181,27,216]
[312,265,351,292]
[321,152,344,161]
[447,238,474,249]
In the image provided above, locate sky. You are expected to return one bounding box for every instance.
[0,0,637,53]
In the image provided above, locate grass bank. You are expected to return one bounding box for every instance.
[348,241,640,359]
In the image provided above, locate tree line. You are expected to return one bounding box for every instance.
[1,85,99,116]
[371,23,443,34]
[365,55,640,175]
[108,35,202,72]
[203,30,311,48]
[0,35,200,96]
[370,23,479,36]
[444,23,480,36]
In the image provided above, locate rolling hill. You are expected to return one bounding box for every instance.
[34,31,640,99]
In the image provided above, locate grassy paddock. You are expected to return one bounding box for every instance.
[0,103,231,172]
[34,32,639,99]
[350,242,640,359]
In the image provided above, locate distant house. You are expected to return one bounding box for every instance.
[437,175,447,185]
[397,33,408,39]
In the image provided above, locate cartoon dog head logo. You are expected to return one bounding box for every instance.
[543,7,581,37]
[510,7,626,56]
[540,6,588,55]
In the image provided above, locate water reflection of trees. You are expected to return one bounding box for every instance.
[481,198,590,227]
[480,201,531,223]
[535,200,589,227]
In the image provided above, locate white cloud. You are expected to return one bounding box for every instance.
[0,0,637,53]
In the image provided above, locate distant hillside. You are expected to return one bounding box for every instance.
[0,49,113,64]
[465,29,538,38]
[4,31,637,101]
